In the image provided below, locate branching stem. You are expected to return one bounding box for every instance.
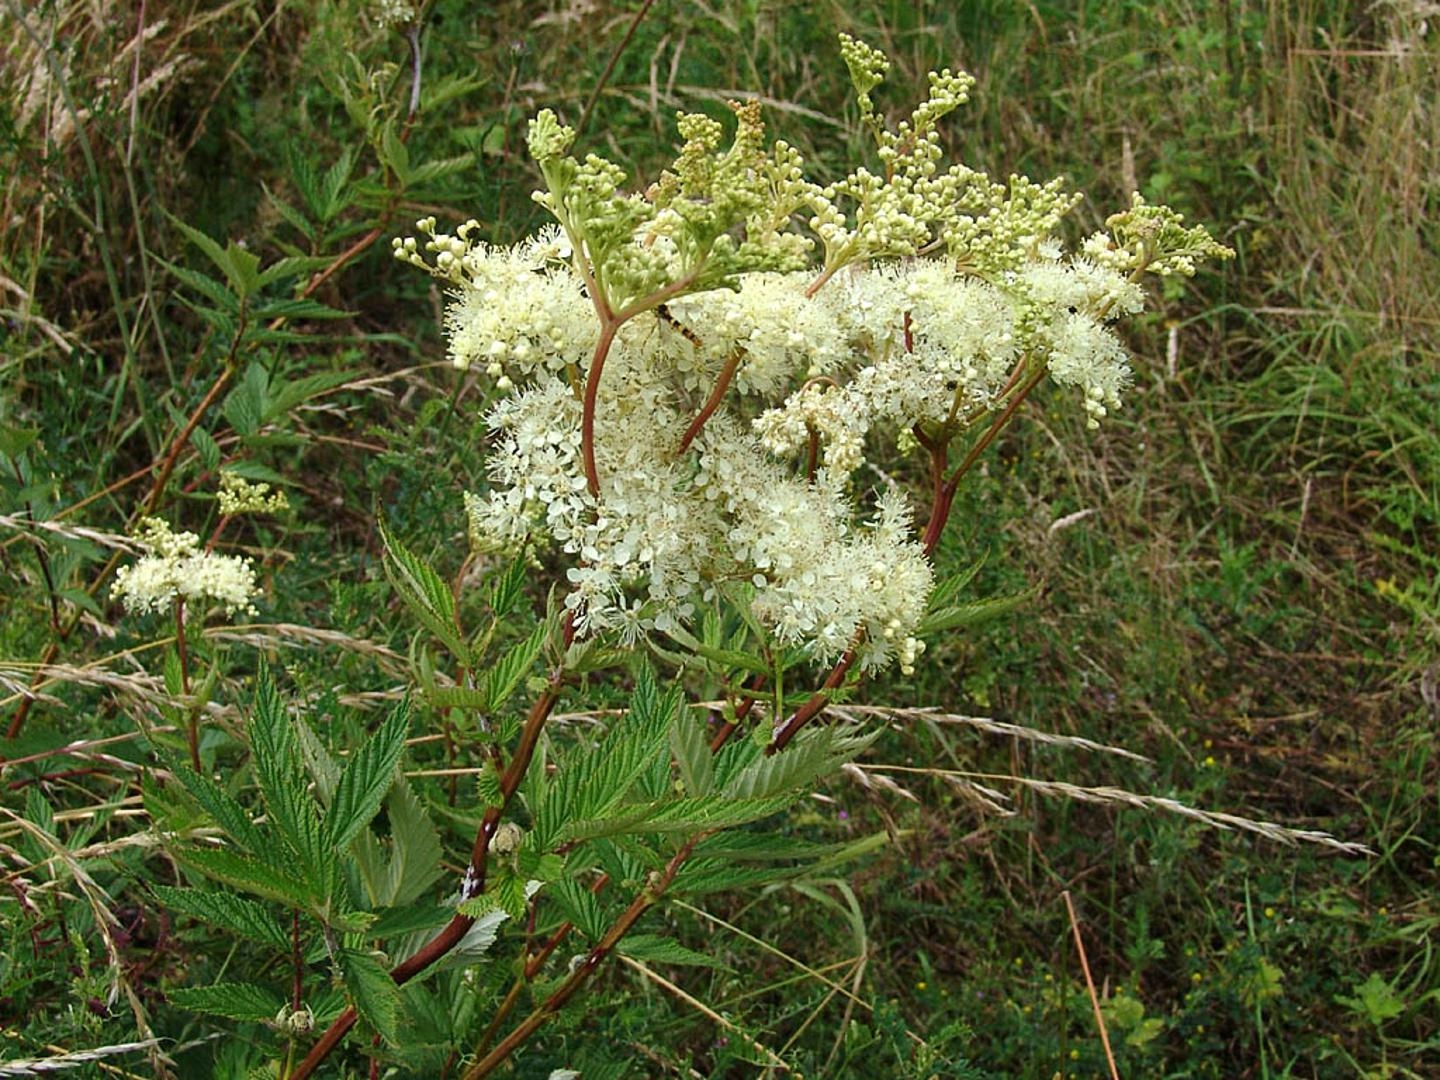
[459,834,705,1080]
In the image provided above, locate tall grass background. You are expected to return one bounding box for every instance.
[1,0,1435,1075]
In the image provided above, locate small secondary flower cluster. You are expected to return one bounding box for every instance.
[395,36,1231,674]
[112,518,259,618]
[217,471,290,516]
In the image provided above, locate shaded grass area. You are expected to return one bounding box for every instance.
[1,0,1435,1076]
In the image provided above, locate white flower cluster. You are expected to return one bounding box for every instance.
[372,0,414,29]
[112,518,259,617]
[395,223,592,386]
[396,42,1232,675]
[403,216,1151,670]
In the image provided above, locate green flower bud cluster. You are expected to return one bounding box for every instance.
[1086,193,1236,278]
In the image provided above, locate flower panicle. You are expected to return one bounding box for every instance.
[403,37,1232,675]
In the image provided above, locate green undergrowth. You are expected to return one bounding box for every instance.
[1,0,1435,1077]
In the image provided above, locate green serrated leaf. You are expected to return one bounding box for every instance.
[380,124,410,182]
[216,241,263,299]
[319,148,356,222]
[191,425,222,472]
[550,877,606,939]
[222,363,270,437]
[669,712,713,798]
[379,521,467,659]
[253,297,353,323]
[925,550,988,610]
[455,892,503,919]
[530,666,677,851]
[484,556,530,619]
[481,620,548,711]
[349,779,442,910]
[426,685,492,712]
[669,858,815,896]
[292,715,340,806]
[476,759,503,809]
[153,885,290,950]
[663,624,771,676]
[561,794,798,842]
[247,664,332,882]
[325,697,409,851]
[0,424,40,459]
[163,259,239,311]
[167,214,230,278]
[173,845,314,908]
[164,759,263,852]
[490,870,531,920]
[265,188,317,243]
[340,949,401,1045]
[723,726,875,800]
[254,254,333,290]
[169,982,285,1022]
[916,586,1037,635]
[619,934,731,969]
[382,777,444,906]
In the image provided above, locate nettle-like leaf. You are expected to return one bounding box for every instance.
[248,665,334,887]
[561,794,799,843]
[455,875,542,922]
[481,618,550,712]
[152,885,289,950]
[379,521,468,660]
[669,709,714,798]
[325,697,410,852]
[169,982,286,1023]
[618,934,731,969]
[529,666,678,851]
[173,846,316,909]
[721,725,877,800]
[351,775,443,909]
[340,948,402,1046]
[916,585,1037,636]
[223,362,270,437]
[263,369,358,418]
[164,759,264,853]
[550,876,607,941]
[483,555,531,620]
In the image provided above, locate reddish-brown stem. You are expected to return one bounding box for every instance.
[300,225,385,302]
[459,835,705,1080]
[920,365,1046,557]
[581,318,621,497]
[804,424,821,482]
[575,0,657,140]
[291,911,303,1012]
[804,261,842,299]
[579,272,705,497]
[766,647,857,755]
[142,364,235,518]
[707,688,762,754]
[946,367,1046,489]
[172,597,200,771]
[677,350,742,454]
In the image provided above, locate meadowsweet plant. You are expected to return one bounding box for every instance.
[158,36,1231,1079]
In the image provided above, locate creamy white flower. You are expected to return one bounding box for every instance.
[112,518,259,617]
